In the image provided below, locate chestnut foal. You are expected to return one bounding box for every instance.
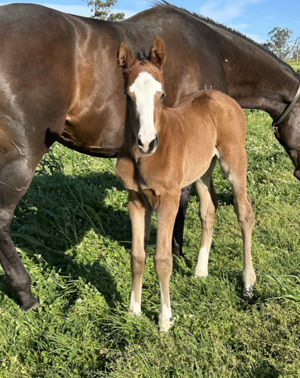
[116,36,256,332]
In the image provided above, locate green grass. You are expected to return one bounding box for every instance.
[0,109,300,377]
[286,59,300,72]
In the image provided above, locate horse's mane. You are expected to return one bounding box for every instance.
[152,1,297,77]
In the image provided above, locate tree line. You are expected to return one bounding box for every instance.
[263,27,300,61]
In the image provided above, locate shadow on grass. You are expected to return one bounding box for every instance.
[1,166,240,311]
[2,170,131,310]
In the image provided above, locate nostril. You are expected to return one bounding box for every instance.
[149,135,159,152]
[137,137,143,148]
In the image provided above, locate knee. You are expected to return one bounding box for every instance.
[131,250,146,274]
[0,216,13,249]
[235,202,255,228]
[199,209,216,230]
[154,253,172,277]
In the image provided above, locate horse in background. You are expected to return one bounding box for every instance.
[116,36,255,332]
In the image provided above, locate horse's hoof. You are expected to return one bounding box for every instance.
[159,316,174,332]
[19,297,40,311]
[172,245,181,257]
[243,286,254,302]
[172,238,184,257]
[172,245,184,257]
[294,169,300,180]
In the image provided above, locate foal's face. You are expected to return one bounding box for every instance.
[126,62,165,155]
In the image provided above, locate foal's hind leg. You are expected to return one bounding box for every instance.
[195,157,218,278]
[128,190,153,315]
[219,149,256,301]
[0,152,42,309]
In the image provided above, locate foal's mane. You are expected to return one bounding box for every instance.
[136,49,147,64]
[152,1,298,78]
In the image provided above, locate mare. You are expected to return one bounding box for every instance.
[116,36,255,332]
[0,2,299,310]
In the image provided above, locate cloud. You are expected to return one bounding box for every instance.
[199,0,263,24]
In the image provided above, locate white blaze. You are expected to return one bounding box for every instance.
[129,71,162,149]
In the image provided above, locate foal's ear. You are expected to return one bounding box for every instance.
[118,42,136,69]
[149,35,165,68]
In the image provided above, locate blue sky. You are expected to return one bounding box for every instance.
[1,0,300,44]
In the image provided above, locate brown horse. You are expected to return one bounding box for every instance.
[116,36,255,332]
[0,3,299,310]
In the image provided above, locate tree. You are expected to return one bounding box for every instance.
[87,0,125,21]
[291,37,300,60]
[263,27,293,60]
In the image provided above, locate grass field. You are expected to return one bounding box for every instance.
[285,59,300,72]
[1,75,300,376]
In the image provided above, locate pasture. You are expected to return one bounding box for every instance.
[0,103,300,374]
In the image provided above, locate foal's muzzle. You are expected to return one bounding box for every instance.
[137,134,159,155]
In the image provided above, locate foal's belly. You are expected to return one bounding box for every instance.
[181,139,217,187]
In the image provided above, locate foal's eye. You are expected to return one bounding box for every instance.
[160,93,165,102]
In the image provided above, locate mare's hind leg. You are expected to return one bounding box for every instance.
[128,190,153,315]
[195,157,218,278]
[0,148,45,309]
[219,148,256,301]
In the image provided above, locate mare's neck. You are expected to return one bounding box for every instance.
[218,29,300,120]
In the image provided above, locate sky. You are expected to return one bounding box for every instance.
[1,0,300,44]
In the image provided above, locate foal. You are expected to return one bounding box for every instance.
[116,36,256,332]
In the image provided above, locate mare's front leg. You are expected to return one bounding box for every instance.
[172,184,192,257]
[128,190,152,315]
[155,191,180,332]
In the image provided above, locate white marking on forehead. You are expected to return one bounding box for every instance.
[129,71,162,147]
[129,71,162,96]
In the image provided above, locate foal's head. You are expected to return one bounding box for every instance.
[118,36,166,155]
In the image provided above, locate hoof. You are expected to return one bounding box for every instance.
[243,286,254,302]
[194,269,208,278]
[19,297,39,311]
[294,169,300,180]
[159,317,174,332]
[128,309,141,317]
[172,239,184,257]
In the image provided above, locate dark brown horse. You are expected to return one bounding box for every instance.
[116,36,255,331]
[0,2,299,310]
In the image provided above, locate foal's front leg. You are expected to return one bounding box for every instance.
[128,190,152,315]
[155,191,180,332]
